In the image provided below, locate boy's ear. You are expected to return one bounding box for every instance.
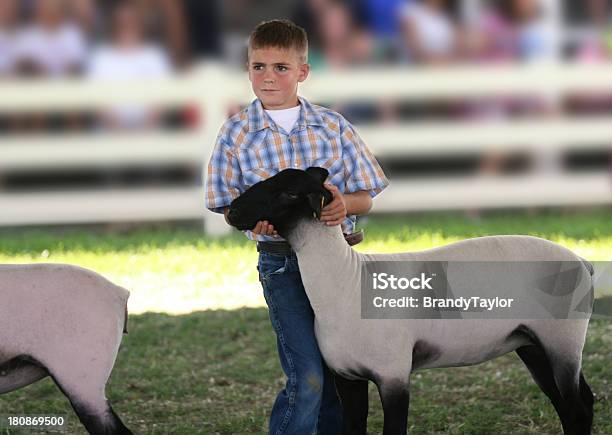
[305,167,328,184]
[298,62,310,83]
[247,61,253,82]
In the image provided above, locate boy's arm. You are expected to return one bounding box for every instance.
[320,186,371,226]
[339,119,389,199]
[205,130,243,214]
[344,191,372,215]
[206,128,277,235]
[319,118,388,226]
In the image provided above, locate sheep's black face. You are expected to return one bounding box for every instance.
[227,167,333,237]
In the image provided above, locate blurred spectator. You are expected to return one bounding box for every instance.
[566,0,612,116]
[221,0,295,67]
[292,0,331,54]
[458,0,558,219]
[313,0,375,68]
[399,0,458,64]
[308,0,396,122]
[0,0,18,77]
[15,0,87,77]
[182,0,222,60]
[358,0,406,61]
[359,0,404,39]
[509,0,556,61]
[464,0,556,63]
[65,0,101,39]
[87,1,172,131]
[461,0,556,122]
[573,0,612,62]
[133,0,189,68]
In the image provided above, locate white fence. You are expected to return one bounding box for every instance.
[0,62,611,234]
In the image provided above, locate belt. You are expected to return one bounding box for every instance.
[257,229,364,255]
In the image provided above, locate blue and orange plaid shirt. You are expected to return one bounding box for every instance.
[205,96,389,241]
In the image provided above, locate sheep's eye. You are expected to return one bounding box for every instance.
[280,191,299,201]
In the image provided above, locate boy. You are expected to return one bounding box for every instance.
[205,19,388,434]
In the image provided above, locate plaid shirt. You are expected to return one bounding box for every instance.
[205,96,389,241]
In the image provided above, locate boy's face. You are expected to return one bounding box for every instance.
[248,46,310,110]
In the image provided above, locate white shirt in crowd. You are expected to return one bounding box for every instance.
[0,30,15,75]
[15,23,87,76]
[87,44,172,128]
[88,44,171,80]
[265,105,301,134]
[400,2,454,57]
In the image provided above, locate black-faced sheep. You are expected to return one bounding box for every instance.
[227,167,594,435]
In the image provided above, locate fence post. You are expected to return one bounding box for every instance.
[194,63,233,236]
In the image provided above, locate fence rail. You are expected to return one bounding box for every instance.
[1,63,610,233]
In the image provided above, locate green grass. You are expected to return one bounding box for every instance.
[0,311,609,434]
[0,209,610,434]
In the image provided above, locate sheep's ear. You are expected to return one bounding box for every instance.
[305,167,328,184]
[307,193,325,219]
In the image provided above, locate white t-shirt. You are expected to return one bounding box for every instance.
[87,44,172,80]
[400,2,454,57]
[87,44,172,128]
[519,20,556,62]
[265,105,301,134]
[15,23,87,76]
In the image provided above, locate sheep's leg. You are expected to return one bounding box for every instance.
[578,371,594,431]
[334,375,368,435]
[517,344,593,435]
[516,345,566,420]
[48,371,132,435]
[41,337,132,435]
[550,362,593,435]
[0,356,48,394]
[377,378,410,435]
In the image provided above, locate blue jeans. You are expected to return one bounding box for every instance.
[257,251,343,435]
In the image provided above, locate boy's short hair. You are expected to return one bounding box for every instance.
[248,19,308,63]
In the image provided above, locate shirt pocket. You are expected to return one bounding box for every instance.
[309,153,345,188]
[304,128,343,174]
[237,132,291,186]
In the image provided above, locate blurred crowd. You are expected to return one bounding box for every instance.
[0,0,609,78]
[0,0,609,206]
[293,0,558,69]
[0,0,610,131]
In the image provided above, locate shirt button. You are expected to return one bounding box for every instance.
[294,163,299,167]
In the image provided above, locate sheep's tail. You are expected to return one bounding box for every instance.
[123,301,129,334]
[579,257,595,315]
[118,287,130,334]
[580,257,594,276]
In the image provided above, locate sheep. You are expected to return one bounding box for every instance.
[227,167,595,435]
[0,263,132,435]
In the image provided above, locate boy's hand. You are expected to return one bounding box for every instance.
[252,220,278,236]
[224,208,277,236]
[321,183,347,226]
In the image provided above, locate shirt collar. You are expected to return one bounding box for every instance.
[247,96,324,133]
[296,96,325,130]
